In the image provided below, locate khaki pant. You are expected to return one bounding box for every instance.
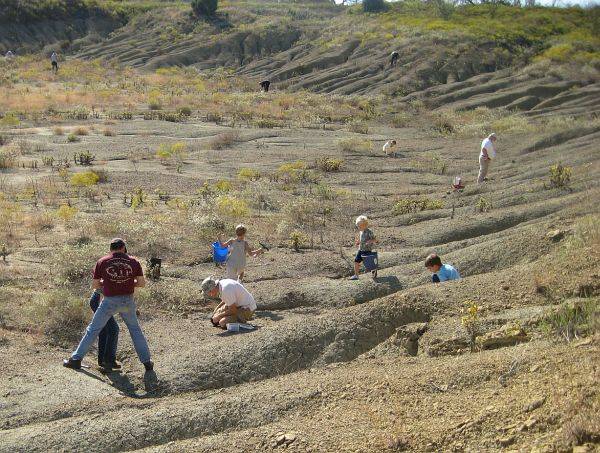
[212,304,254,325]
[478,155,490,184]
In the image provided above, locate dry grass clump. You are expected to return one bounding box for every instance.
[50,243,103,285]
[52,126,64,135]
[0,145,19,169]
[103,128,116,137]
[136,279,201,311]
[73,127,89,136]
[30,289,88,347]
[393,197,444,215]
[209,132,239,150]
[347,121,369,134]
[337,138,373,153]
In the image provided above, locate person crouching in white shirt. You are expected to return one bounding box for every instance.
[203,277,257,329]
[383,139,397,157]
[478,133,497,184]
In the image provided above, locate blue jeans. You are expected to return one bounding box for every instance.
[89,290,119,364]
[72,294,151,364]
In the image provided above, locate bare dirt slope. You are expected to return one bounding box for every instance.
[0,102,599,451]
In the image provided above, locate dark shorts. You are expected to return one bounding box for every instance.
[355,250,371,263]
[52,61,58,68]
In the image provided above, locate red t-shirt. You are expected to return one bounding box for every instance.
[92,253,143,297]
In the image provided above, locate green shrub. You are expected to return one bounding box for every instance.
[315,157,343,172]
[156,142,187,164]
[192,0,218,17]
[67,133,80,143]
[542,298,599,342]
[217,196,249,218]
[238,168,261,180]
[177,106,192,117]
[548,162,572,188]
[70,171,99,187]
[475,196,492,213]
[290,231,308,251]
[56,204,78,221]
[0,112,20,127]
[363,0,387,13]
[393,198,444,215]
[214,179,233,192]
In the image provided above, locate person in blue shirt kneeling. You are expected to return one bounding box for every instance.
[425,253,460,283]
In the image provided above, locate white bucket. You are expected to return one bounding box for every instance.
[226,323,240,332]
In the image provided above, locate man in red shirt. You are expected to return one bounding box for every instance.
[63,238,153,372]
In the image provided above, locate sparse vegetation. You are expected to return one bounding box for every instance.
[475,196,492,213]
[542,298,599,342]
[238,168,261,180]
[209,132,239,150]
[67,133,80,143]
[548,162,572,189]
[461,301,481,352]
[337,138,372,153]
[315,157,343,172]
[393,198,444,215]
[31,289,88,347]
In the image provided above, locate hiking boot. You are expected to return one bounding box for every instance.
[63,358,81,370]
[143,361,154,372]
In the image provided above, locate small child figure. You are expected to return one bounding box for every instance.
[219,224,264,282]
[383,140,397,157]
[425,253,460,283]
[349,215,378,281]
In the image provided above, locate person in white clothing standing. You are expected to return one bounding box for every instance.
[478,133,497,184]
[203,277,257,329]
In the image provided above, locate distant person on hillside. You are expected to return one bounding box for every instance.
[63,238,153,373]
[88,289,120,371]
[5,50,14,60]
[349,215,378,281]
[50,51,59,73]
[218,224,265,282]
[383,139,397,157]
[390,51,399,67]
[478,133,497,184]
[203,277,257,329]
[260,80,271,92]
[425,253,460,283]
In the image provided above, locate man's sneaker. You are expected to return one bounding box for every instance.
[348,275,359,281]
[63,358,81,370]
[143,361,154,372]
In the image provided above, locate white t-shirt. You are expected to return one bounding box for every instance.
[51,53,58,63]
[219,279,257,311]
[383,140,395,155]
[480,137,496,159]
